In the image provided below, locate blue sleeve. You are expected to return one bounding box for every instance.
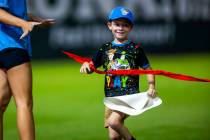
[137,47,150,69]
[0,0,9,9]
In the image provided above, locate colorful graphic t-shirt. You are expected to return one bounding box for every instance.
[92,41,150,97]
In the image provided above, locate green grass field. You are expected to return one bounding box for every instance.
[3,53,210,140]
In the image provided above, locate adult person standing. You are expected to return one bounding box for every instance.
[0,0,54,139]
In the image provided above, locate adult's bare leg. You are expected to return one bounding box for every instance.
[0,69,12,140]
[7,63,35,140]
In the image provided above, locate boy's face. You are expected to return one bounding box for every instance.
[107,19,133,42]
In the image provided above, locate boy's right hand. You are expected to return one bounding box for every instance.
[80,62,93,74]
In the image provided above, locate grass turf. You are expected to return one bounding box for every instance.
[3,53,210,140]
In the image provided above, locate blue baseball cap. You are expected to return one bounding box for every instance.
[108,6,134,24]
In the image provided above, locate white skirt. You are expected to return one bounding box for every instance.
[103,92,162,116]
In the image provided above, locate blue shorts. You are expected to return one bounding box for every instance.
[0,48,30,70]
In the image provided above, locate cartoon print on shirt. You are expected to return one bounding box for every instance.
[114,51,130,70]
[106,50,131,90]
[107,50,131,70]
[107,49,116,70]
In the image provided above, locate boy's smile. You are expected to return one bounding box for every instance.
[108,19,132,43]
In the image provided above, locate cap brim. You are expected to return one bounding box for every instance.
[109,17,133,24]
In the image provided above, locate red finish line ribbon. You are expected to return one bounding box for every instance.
[63,51,210,82]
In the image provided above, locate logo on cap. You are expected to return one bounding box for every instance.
[121,8,129,16]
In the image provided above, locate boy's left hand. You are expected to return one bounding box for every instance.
[147,88,157,98]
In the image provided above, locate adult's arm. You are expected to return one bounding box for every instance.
[0,8,39,39]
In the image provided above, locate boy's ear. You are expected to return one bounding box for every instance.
[130,24,133,29]
[107,22,112,30]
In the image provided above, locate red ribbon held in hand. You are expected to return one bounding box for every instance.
[63,51,210,82]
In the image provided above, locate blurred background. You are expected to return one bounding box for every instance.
[28,0,210,58]
[4,0,210,140]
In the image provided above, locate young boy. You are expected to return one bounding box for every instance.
[0,0,54,140]
[80,6,156,140]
